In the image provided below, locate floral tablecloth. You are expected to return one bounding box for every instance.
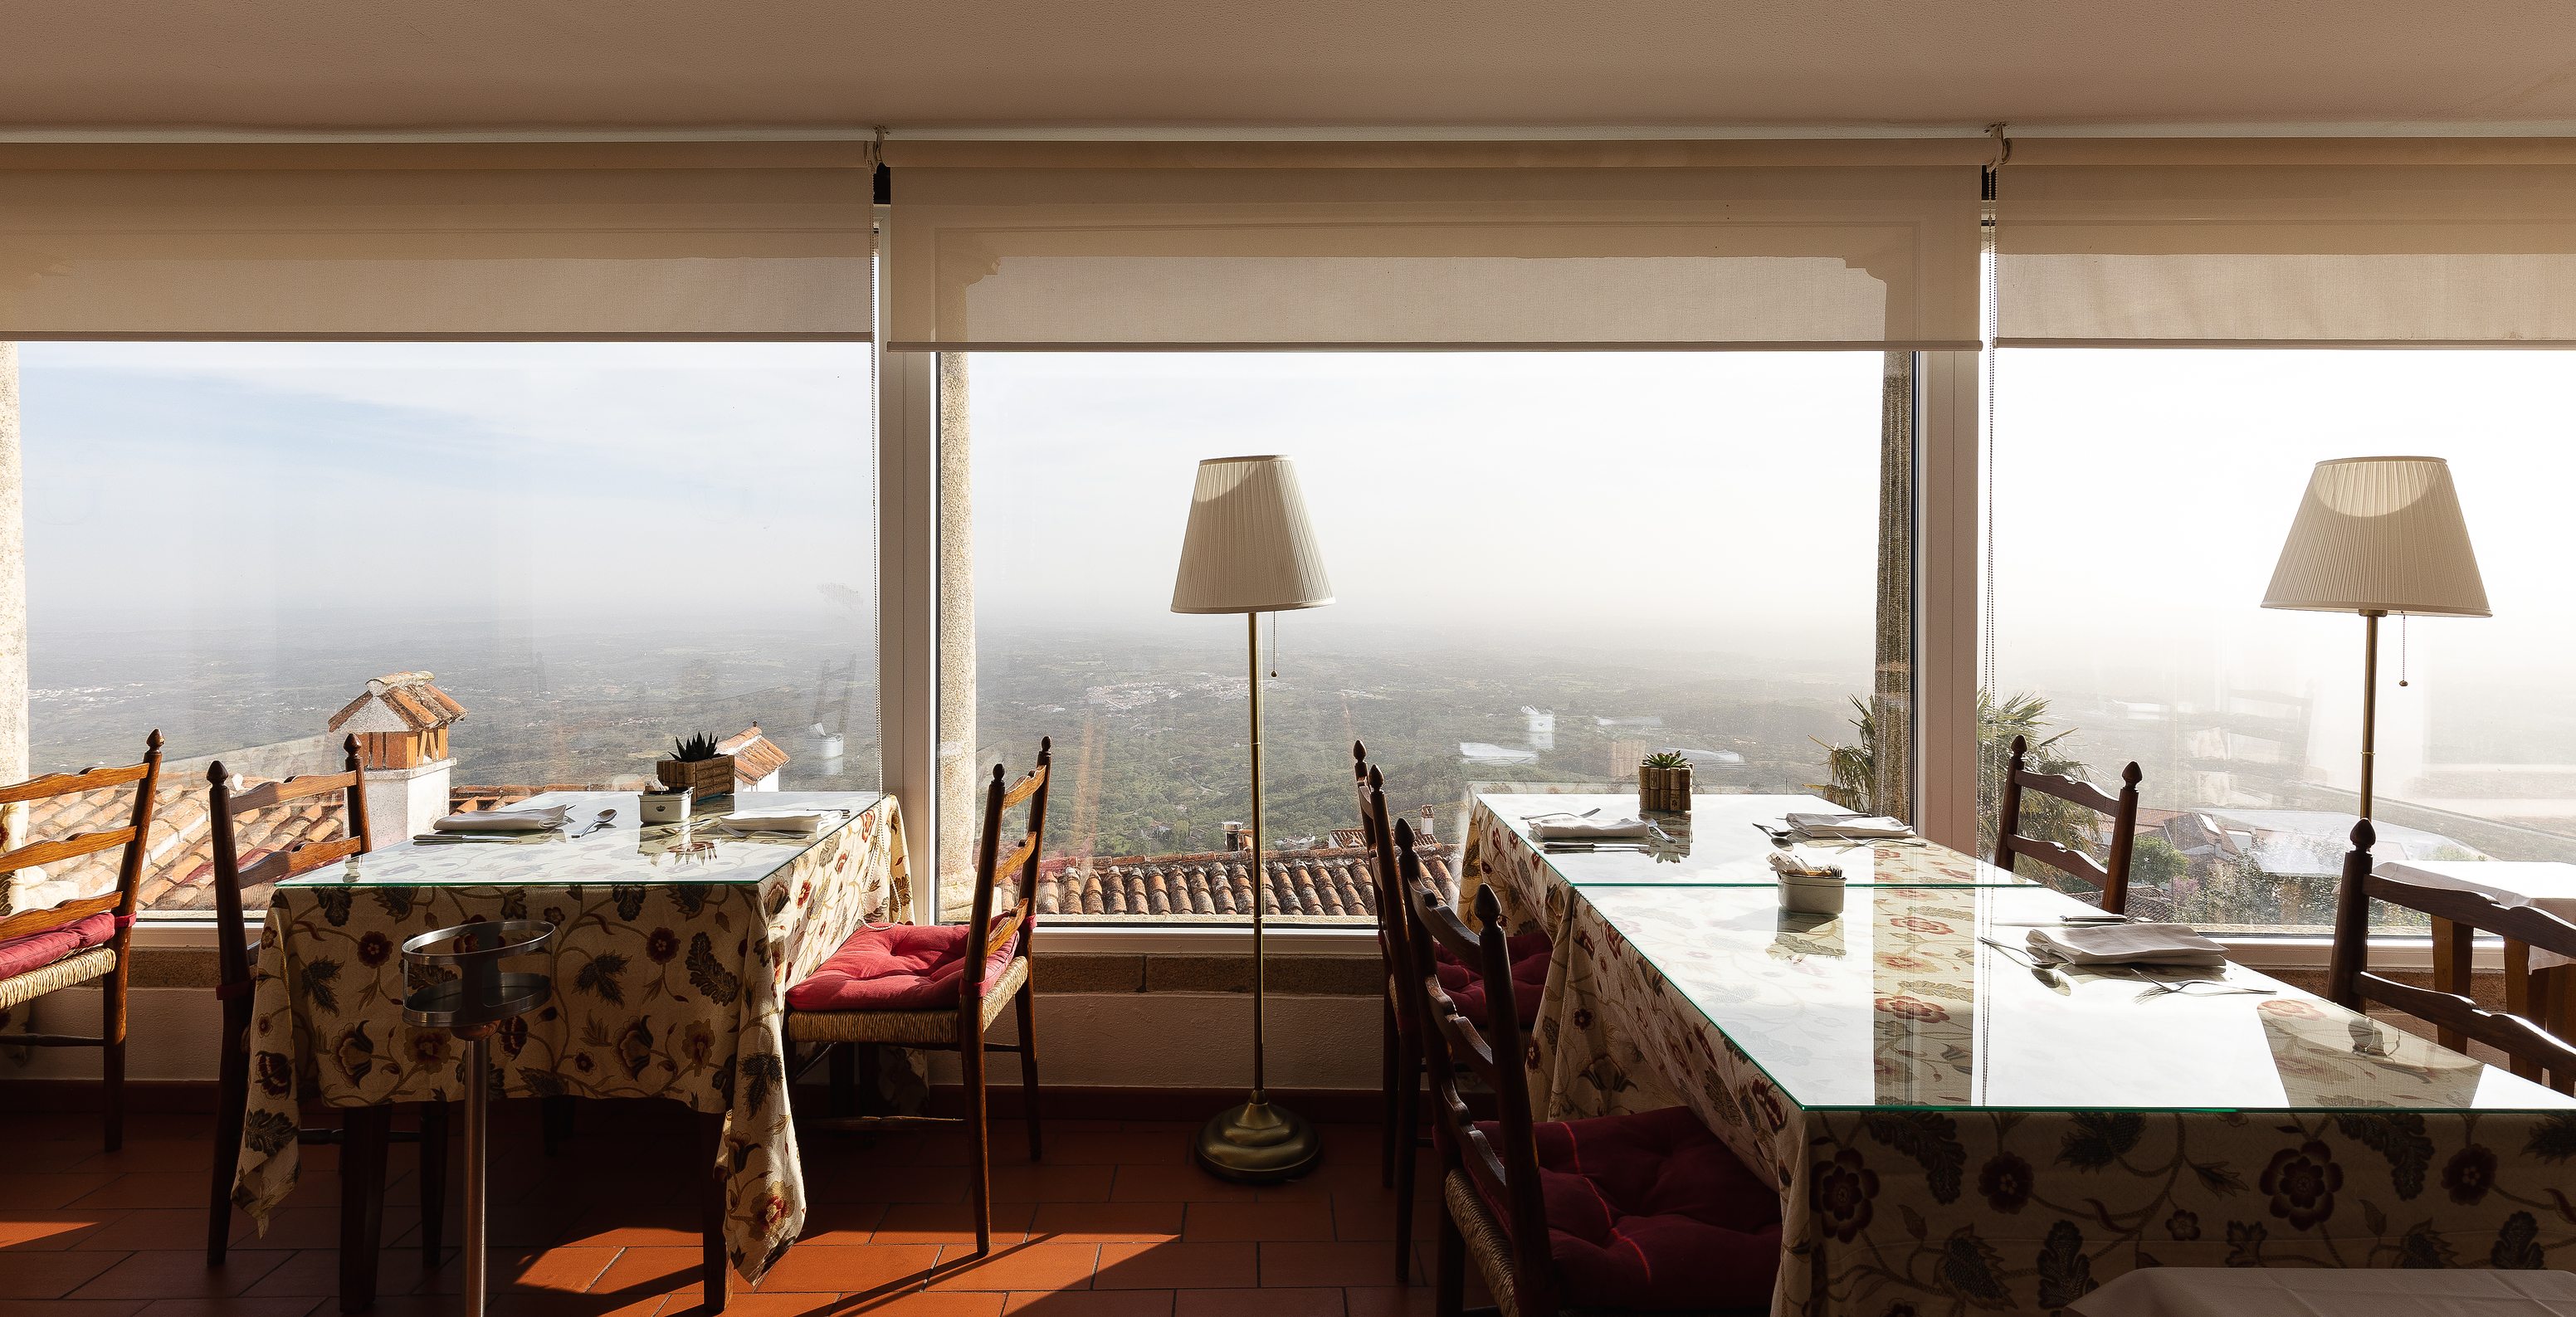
[1461,794,2576,1317]
[231,794,909,1284]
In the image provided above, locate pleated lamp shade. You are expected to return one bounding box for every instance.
[2263,456,2490,617]
[1171,455,1335,615]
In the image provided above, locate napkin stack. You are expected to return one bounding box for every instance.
[1786,812,1915,839]
[1533,817,1650,840]
[432,804,569,834]
[1766,847,1843,879]
[2026,922,2227,968]
[720,812,827,834]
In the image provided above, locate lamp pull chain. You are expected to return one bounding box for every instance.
[2398,613,2409,687]
[1269,612,1278,677]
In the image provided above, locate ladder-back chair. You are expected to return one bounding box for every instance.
[1359,755,1428,1282]
[2327,818,2576,1091]
[206,735,448,1295]
[1991,734,2144,914]
[0,729,164,1151]
[786,738,1051,1257]
[1397,826,1779,1317]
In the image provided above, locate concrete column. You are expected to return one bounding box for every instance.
[0,344,25,915]
[1874,350,1915,824]
[934,354,978,912]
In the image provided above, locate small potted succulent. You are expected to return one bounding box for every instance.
[1638,750,1693,812]
[656,732,737,802]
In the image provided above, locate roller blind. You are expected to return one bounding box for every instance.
[883,140,1986,350]
[0,143,874,339]
[1997,139,2576,347]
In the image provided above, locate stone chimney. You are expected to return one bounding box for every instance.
[327,671,466,844]
[1222,821,1244,852]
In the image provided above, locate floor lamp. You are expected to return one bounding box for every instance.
[2262,456,2489,820]
[1172,454,1333,1183]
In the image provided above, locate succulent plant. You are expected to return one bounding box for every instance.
[670,732,723,762]
[1642,750,1692,770]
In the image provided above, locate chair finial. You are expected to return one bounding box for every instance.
[146,729,165,754]
[207,760,227,788]
[2352,817,2378,850]
[1368,765,1383,790]
[1473,884,1500,926]
[991,763,1006,784]
[2009,734,2028,756]
[1394,816,1414,847]
[2122,761,2143,787]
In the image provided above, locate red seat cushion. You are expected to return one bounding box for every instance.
[1474,1105,1781,1310]
[1435,929,1553,1027]
[787,919,1019,1012]
[0,911,117,981]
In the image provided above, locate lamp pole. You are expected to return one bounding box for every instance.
[1247,611,1267,1101]
[2359,609,2383,821]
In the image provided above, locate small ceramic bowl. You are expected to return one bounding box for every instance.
[1778,874,1847,916]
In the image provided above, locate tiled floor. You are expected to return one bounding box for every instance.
[0,1103,1490,1317]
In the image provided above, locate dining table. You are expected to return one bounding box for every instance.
[1461,792,2576,1317]
[228,789,908,1305]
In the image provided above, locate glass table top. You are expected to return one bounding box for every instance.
[277,791,885,890]
[1583,880,2575,1113]
[1480,793,2044,888]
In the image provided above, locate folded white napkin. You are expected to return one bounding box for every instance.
[720,812,826,834]
[1787,812,1915,839]
[1768,847,1844,879]
[2026,922,2227,968]
[432,804,569,833]
[1534,817,1650,839]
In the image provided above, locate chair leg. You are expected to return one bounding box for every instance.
[1014,980,1043,1163]
[1435,1191,1466,1317]
[857,1043,882,1118]
[828,1043,856,1117]
[102,980,126,1154]
[542,1093,575,1155]
[699,1110,728,1314]
[338,1105,391,1315]
[1393,1030,1422,1285]
[1379,996,1399,1188]
[207,1005,251,1266]
[418,1101,448,1266]
[963,1033,993,1257]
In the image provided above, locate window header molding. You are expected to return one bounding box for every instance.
[881,139,1994,169]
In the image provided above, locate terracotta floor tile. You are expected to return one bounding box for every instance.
[0,1181,119,1214]
[235,1250,431,1300]
[1181,1205,1331,1246]
[61,1252,294,1302]
[1258,1243,1417,1290]
[130,1299,331,1317]
[393,1199,574,1250]
[1105,1169,1251,1207]
[1028,1134,1188,1168]
[222,1207,421,1256]
[999,1290,1171,1317]
[1110,1124,1198,1134]
[1341,1287,1433,1317]
[3,1146,104,1177]
[808,1167,968,1206]
[796,1204,889,1246]
[0,1255,127,1301]
[872,1204,1032,1247]
[1090,1244,1256,1291]
[1173,1289,1340,1317]
[924,1244,1097,1293]
[750,1245,940,1296]
[555,1204,705,1248]
[0,1302,152,1317]
[1324,1197,1412,1245]
[653,1296,819,1317]
[1253,1165,1427,1207]
[61,1149,223,1179]
[810,1295,1006,1317]
[0,1212,119,1252]
[61,1180,212,1214]
[1022,1205,1181,1246]
[985,1167,1115,1206]
[587,1248,705,1299]
[415,1248,621,1295]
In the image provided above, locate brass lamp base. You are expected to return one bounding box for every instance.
[1193,1096,1323,1184]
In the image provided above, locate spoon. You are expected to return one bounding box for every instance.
[571,809,617,837]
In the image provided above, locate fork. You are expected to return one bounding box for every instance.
[2132,978,2276,1001]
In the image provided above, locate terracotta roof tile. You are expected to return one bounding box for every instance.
[1001,841,1455,924]
[716,726,790,788]
[19,770,348,915]
[328,671,466,734]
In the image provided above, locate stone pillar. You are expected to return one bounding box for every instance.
[935,354,978,912]
[1873,350,1915,824]
[0,344,25,915]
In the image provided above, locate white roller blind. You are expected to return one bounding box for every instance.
[883,140,1984,350]
[0,144,874,339]
[1997,139,2576,347]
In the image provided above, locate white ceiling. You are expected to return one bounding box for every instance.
[5,0,2576,135]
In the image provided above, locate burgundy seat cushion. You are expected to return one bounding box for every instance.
[1435,929,1553,1027]
[1474,1105,1782,1310]
[787,919,1019,1012]
[0,910,117,981]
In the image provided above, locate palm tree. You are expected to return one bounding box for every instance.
[1813,688,2100,861]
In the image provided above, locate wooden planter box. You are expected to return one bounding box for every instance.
[1638,763,1693,812]
[657,755,736,799]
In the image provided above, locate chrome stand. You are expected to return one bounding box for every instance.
[401,920,554,1317]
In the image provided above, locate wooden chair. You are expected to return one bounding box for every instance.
[786,739,1051,1256]
[1991,734,2144,914]
[206,734,449,1303]
[0,729,164,1152]
[1354,750,1427,1282]
[1396,824,1779,1317]
[2327,818,2576,1091]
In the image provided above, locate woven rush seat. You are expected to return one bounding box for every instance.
[0,944,117,1012]
[1443,1107,1780,1316]
[788,951,1028,1045]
